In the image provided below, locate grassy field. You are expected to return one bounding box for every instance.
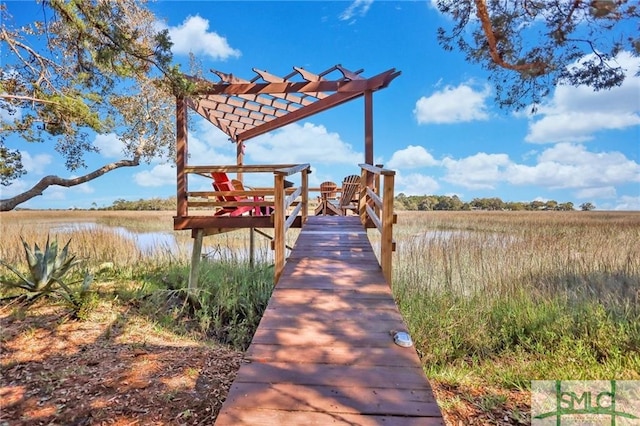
[1,209,639,424]
[393,210,640,421]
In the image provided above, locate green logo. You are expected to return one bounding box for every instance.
[532,381,640,425]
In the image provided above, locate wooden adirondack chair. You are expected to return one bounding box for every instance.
[211,172,264,217]
[337,174,361,215]
[314,181,338,216]
[319,175,361,216]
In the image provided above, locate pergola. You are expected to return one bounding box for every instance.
[179,64,399,159]
[176,64,399,216]
[174,64,400,284]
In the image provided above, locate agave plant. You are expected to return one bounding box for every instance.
[0,236,83,304]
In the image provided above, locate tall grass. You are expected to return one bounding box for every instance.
[0,211,274,349]
[3,210,638,384]
[393,211,640,389]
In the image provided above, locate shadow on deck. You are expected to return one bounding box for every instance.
[214,216,444,425]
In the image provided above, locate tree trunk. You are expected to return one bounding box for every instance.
[0,157,140,211]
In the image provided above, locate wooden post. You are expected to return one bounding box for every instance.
[189,229,204,291]
[364,90,373,166]
[359,167,368,225]
[381,172,395,286]
[301,168,309,224]
[176,96,188,218]
[236,139,244,183]
[249,228,255,268]
[374,164,383,218]
[273,173,285,283]
[364,90,375,189]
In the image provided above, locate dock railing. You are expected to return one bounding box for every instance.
[272,163,310,282]
[358,163,396,285]
[178,164,301,219]
[174,163,309,288]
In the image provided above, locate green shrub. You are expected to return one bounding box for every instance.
[0,236,94,316]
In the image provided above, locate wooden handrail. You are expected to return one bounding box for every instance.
[272,163,310,282]
[188,200,274,208]
[365,204,382,231]
[178,163,308,218]
[358,163,395,285]
[365,186,383,210]
[359,163,395,176]
[185,164,300,174]
[275,163,311,176]
[189,190,274,197]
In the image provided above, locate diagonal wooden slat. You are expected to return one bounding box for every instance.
[184,65,401,143]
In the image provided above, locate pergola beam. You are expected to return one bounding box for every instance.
[190,72,396,96]
[183,65,400,144]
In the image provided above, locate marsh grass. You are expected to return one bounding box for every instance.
[0,211,274,350]
[394,211,640,393]
[129,260,273,349]
[2,209,639,420]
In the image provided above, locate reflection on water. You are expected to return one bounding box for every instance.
[52,222,176,254]
[51,222,274,262]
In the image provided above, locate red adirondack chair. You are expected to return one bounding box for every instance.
[211,172,264,217]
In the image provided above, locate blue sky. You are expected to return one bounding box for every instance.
[2,0,639,210]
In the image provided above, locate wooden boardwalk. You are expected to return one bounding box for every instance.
[215,216,444,425]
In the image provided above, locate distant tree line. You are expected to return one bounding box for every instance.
[98,197,176,211]
[394,194,594,211]
[96,195,594,212]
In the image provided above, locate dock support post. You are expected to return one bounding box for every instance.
[381,173,395,286]
[249,228,255,268]
[189,229,204,291]
[273,173,285,283]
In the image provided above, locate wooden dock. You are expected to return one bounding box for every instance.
[214,216,444,425]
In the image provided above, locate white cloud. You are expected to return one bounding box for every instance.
[414,83,491,124]
[41,180,94,203]
[0,105,21,122]
[507,143,640,189]
[20,151,52,175]
[247,122,362,165]
[195,118,234,148]
[340,0,374,21]
[43,188,66,201]
[0,178,28,198]
[575,186,616,199]
[134,163,175,187]
[387,145,439,169]
[442,152,511,189]
[93,133,126,158]
[158,16,241,61]
[525,51,640,143]
[613,195,640,211]
[526,111,640,143]
[395,172,439,196]
[68,176,95,194]
[187,131,236,166]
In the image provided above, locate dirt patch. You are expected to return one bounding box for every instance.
[1,300,531,425]
[431,381,530,425]
[0,302,242,425]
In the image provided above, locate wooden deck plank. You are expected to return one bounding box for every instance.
[233,362,429,388]
[255,314,406,332]
[222,382,442,415]
[246,344,423,367]
[260,306,407,322]
[214,216,443,425]
[216,409,445,426]
[251,330,402,348]
[268,290,397,311]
